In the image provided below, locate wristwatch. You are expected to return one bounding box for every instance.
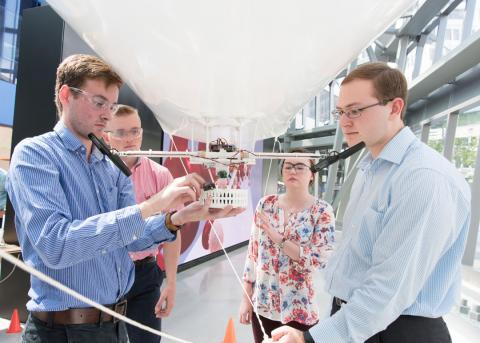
[165,211,182,232]
[278,236,287,250]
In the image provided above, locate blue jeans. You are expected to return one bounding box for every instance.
[126,259,164,343]
[22,314,128,343]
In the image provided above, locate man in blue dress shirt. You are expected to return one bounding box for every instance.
[6,54,242,342]
[271,63,471,343]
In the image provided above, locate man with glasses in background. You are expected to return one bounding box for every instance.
[104,104,179,343]
[6,54,242,342]
[270,62,470,343]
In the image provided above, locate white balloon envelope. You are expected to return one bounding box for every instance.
[47,0,415,147]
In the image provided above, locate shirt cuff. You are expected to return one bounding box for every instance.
[309,316,345,343]
[117,205,146,245]
[144,214,176,243]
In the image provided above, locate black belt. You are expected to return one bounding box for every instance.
[303,330,315,343]
[133,255,156,266]
[32,299,127,325]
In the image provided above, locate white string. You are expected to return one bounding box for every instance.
[253,136,282,340]
[0,253,19,284]
[205,168,270,341]
[168,134,189,175]
[209,220,269,342]
[263,137,281,197]
[0,135,281,343]
[0,248,191,343]
[1,136,283,342]
[172,137,270,341]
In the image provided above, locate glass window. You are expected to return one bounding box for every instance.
[357,50,370,65]
[427,115,448,153]
[454,105,480,271]
[3,32,15,48]
[3,33,15,58]
[294,110,303,129]
[4,0,20,28]
[404,47,417,83]
[420,26,437,74]
[331,79,342,123]
[316,89,331,126]
[1,0,22,84]
[473,0,480,33]
[443,3,465,55]
[1,58,10,69]
[303,97,316,130]
[5,0,18,12]
[453,106,480,184]
[410,123,422,138]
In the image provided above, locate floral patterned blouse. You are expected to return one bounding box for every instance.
[243,194,335,325]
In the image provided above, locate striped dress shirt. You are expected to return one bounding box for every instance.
[310,127,471,342]
[6,121,175,311]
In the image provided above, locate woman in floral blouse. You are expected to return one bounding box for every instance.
[239,149,335,343]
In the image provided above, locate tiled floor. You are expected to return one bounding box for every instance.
[0,321,23,343]
[1,246,480,342]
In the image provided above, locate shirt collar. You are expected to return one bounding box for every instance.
[358,127,416,169]
[54,121,106,161]
[90,144,106,162]
[131,156,143,171]
[134,156,143,167]
[54,121,84,152]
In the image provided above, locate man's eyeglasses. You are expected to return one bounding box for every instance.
[69,87,119,113]
[106,128,143,139]
[283,162,310,173]
[331,98,394,119]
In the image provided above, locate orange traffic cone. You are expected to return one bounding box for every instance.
[6,308,22,334]
[222,317,237,343]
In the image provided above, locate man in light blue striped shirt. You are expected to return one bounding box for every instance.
[6,54,242,343]
[271,63,470,343]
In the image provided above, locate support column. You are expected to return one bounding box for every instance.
[420,122,431,143]
[443,111,459,161]
[347,58,358,74]
[329,81,336,123]
[412,34,427,79]
[396,35,410,72]
[334,149,365,227]
[324,121,343,203]
[433,15,448,63]
[366,45,377,62]
[462,0,477,41]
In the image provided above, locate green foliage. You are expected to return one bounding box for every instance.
[453,136,478,169]
[217,170,228,179]
[428,139,443,154]
[428,133,478,183]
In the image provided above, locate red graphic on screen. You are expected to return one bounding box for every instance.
[163,136,216,254]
